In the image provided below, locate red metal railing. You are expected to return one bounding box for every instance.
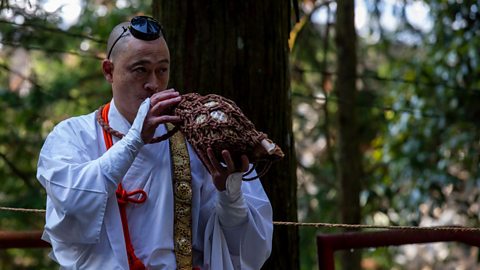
[2,229,480,269]
[0,230,50,249]
[317,229,480,270]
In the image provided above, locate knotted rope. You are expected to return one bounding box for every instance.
[174,93,284,180]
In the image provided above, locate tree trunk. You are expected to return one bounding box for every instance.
[152,1,299,270]
[334,0,362,269]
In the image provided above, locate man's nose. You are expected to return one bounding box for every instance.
[144,73,159,92]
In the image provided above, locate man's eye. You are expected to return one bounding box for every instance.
[134,67,147,73]
[157,68,168,74]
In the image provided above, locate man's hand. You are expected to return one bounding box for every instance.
[204,148,249,191]
[141,89,182,143]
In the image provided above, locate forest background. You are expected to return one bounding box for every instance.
[0,0,479,269]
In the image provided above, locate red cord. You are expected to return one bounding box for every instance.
[101,103,146,270]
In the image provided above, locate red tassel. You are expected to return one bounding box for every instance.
[130,258,146,270]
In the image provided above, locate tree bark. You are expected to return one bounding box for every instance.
[334,0,362,269]
[152,1,299,269]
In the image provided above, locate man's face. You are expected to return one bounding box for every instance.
[104,36,170,120]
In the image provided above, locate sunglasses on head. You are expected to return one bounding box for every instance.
[107,15,165,59]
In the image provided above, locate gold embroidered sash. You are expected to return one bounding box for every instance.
[168,124,193,270]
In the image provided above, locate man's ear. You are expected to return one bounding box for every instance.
[102,59,114,83]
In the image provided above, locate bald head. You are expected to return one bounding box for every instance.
[106,20,167,61]
[106,22,132,61]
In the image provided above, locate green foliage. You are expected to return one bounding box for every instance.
[374,0,480,226]
[2,0,480,269]
[0,0,152,268]
[292,0,480,269]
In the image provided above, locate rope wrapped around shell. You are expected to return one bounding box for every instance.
[174,93,284,180]
[97,93,284,180]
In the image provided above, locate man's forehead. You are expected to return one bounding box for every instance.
[118,38,170,62]
[124,37,168,52]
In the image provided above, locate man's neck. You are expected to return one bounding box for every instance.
[112,100,135,124]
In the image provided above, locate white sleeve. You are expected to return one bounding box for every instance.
[203,172,273,270]
[216,172,248,228]
[98,99,148,184]
[37,99,149,244]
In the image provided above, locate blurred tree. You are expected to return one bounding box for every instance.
[291,0,480,269]
[153,1,300,269]
[334,0,362,268]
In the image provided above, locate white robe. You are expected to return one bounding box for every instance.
[37,100,273,270]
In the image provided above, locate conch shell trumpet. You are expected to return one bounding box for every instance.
[173,93,284,180]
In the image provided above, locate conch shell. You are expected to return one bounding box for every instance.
[174,93,284,180]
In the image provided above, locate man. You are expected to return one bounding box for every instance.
[37,16,273,269]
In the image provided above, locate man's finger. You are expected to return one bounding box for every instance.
[150,97,181,116]
[240,154,249,172]
[207,148,224,172]
[150,90,180,105]
[199,151,215,175]
[221,150,235,172]
[148,115,182,126]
